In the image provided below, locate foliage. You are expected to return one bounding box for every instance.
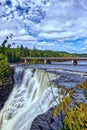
[1,35,87,64]
[64,103,87,130]
[53,96,72,117]
[0,53,11,82]
[53,81,87,130]
[0,35,86,63]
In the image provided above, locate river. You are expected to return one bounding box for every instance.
[0,62,87,130]
[27,61,87,72]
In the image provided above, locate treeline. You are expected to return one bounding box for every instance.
[0,35,87,63]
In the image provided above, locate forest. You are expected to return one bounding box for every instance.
[0,35,87,63]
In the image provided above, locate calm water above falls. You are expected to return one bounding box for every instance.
[21,61,87,73]
[0,62,87,130]
[52,61,87,72]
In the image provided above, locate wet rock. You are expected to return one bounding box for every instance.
[30,108,54,130]
[52,72,87,88]
[30,108,64,130]
[30,71,87,130]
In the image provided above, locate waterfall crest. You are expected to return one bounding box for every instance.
[0,66,61,130]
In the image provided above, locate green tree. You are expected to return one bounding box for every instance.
[0,53,11,83]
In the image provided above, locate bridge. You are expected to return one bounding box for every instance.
[21,57,87,65]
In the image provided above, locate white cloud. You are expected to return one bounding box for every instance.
[37,42,54,46]
[0,29,13,37]
[37,0,87,40]
[0,0,87,52]
[38,31,77,40]
[12,35,36,41]
[18,29,27,35]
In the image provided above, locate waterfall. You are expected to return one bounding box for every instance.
[0,66,61,130]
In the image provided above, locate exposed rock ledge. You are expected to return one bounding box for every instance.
[30,72,87,130]
[30,107,64,130]
[0,77,13,110]
[30,88,87,130]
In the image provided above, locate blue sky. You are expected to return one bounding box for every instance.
[0,0,87,53]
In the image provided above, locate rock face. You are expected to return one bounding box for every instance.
[0,77,13,110]
[30,107,64,130]
[30,71,87,130]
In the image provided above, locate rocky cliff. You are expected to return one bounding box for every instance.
[0,76,13,110]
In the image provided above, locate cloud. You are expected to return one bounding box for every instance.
[0,0,87,53]
[12,35,35,41]
[37,0,87,40]
[37,42,54,46]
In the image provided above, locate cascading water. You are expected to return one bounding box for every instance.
[0,66,61,130]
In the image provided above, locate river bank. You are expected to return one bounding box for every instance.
[0,53,14,111]
[0,76,13,110]
[0,64,87,130]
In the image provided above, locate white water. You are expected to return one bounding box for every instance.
[0,66,61,130]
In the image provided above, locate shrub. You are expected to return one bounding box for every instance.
[63,102,87,130]
[53,81,87,130]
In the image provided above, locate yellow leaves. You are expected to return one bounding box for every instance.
[53,96,72,117]
[62,97,72,114]
[76,80,87,90]
[53,87,74,117]
[76,84,83,89]
[63,102,67,114]
[68,89,76,97]
[63,96,72,105]
[64,103,87,130]
[53,81,87,130]
[53,105,61,117]
[76,81,87,99]
[61,88,67,95]
[82,80,87,89]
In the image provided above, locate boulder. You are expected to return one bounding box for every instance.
[30,108,64,130]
